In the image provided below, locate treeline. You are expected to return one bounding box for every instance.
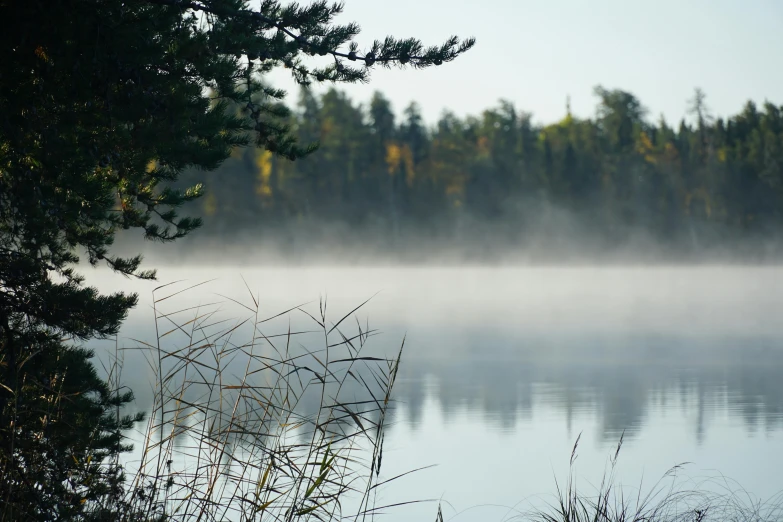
[177,86,783,260]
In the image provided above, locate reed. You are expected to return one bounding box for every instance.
[91,278,413,521]
[526,432,783,522]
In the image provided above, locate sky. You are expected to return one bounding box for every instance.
[267,0,783,127]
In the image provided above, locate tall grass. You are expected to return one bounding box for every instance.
[526,432,783,522]
[93,278,417,521]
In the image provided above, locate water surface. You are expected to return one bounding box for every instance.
[89,266,783,521]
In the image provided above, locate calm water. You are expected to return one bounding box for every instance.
[89,266,783,521]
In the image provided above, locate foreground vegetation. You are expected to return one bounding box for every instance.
[94,283,405,521]
[0,1,471,518]
[526,434,783,522]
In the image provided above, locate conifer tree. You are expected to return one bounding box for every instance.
[0,1,474,518]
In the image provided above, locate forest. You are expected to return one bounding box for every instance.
[173,86,783,262]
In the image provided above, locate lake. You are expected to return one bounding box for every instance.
[88,265,783,521]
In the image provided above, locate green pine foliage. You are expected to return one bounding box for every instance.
[1,335,142,521]
[0,1,473,519]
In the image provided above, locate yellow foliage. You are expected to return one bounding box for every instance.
[385,143,402,175]
[386,142,416,185]
[717,148,727,163]
[256,150,273,181]
[255,150,273,197]
[637,132,657,164]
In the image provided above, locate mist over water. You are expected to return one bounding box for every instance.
[86,263,783,521]
[115,200,783,267]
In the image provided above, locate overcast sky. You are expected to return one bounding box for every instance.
[266,0,782,127]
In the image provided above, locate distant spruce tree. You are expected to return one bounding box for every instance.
[0,1,474,518]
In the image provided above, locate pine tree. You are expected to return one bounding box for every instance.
[0,1,474,518]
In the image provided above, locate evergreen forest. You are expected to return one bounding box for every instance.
[174,86,783,262]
